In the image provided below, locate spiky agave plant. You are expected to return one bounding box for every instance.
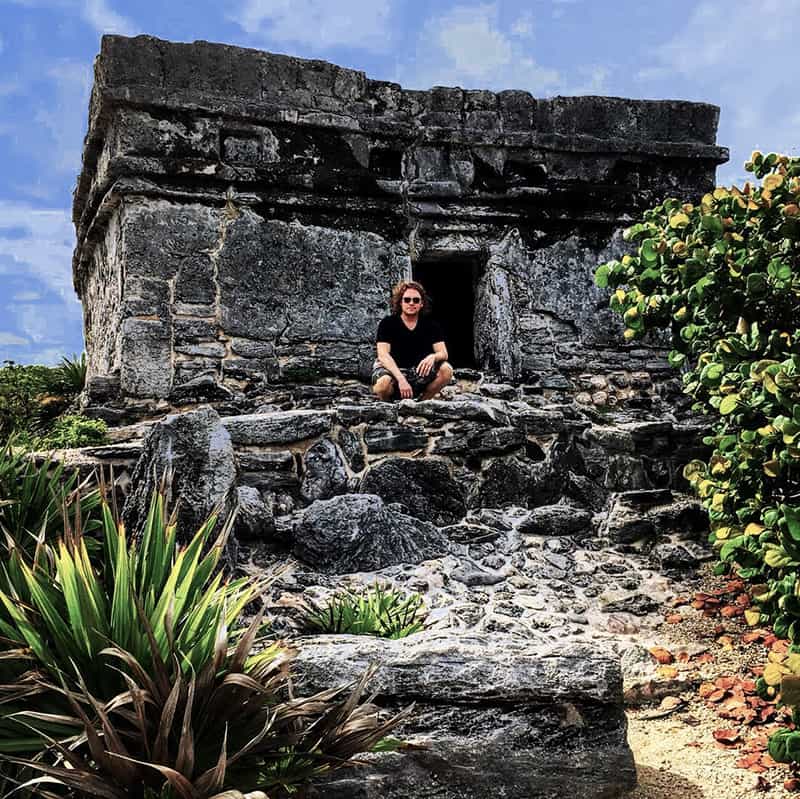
[55,353,87,396]
[302,584,427,639]
[0,492,409,796]
[4,611,408,799]
[0,438,102,557]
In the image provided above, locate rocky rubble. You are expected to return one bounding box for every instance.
[44,380,713,799]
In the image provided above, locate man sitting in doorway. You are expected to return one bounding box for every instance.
[371,280,454,401]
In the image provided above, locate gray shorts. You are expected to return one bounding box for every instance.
[371,359,441,398]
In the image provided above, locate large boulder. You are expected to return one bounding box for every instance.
[360,458,466,525]
[293,494,449,573]
[122,407,236,541]
[295,632,636,799]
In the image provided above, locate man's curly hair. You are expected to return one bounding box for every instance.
[390,280,431,316]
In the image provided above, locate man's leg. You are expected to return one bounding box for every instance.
[372,374,396,401]
[419,362,453,400]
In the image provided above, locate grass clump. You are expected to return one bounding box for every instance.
[303,583,427,639]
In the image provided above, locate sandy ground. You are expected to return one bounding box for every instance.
[623,572,798,798]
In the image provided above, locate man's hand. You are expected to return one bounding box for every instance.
[397,375,414,399]
[416,354,437,378]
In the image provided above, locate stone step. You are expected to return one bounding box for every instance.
[295,631,636,799]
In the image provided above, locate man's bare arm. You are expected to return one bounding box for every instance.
[432,341,448,362]
[416,341,448,377]
[377,341,405,382]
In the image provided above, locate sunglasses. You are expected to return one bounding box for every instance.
[402,297,422,304]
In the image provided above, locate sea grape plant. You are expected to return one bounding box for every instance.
[595,152,800,625]
[596,152,800,762]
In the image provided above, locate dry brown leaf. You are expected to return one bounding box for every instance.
[649,647,675,665]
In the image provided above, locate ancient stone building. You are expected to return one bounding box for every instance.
[73,34,727,408]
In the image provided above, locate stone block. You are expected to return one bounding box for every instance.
[120,318,172,398]
[223,410,333,444]
[236,450,294,472]
[364,425,428,453]
[296,632,635,799]
[335,403,398,426]
[360,458,466,526]
[293,494,448,573]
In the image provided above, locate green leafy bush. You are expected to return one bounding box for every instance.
[0,492,407,796]
[303,584,427,639]
[35,414,107,449]
[0,360,64,441]
[0,356,90,443]
[596,152,800,761]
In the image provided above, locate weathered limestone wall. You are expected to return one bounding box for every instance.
[73,35,727,407]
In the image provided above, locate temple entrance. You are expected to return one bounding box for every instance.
[413,256,481,369]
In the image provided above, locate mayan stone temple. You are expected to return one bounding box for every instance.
[70,35,729,798]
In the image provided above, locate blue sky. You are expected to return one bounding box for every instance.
[0,0,799,364]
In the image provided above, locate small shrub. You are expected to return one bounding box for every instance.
[55,352,87,395]
[35,414,107,449]
[303,584,427,639]
[0,438,101,556]
[0,360,63,441]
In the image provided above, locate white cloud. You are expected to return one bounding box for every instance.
[569,65,610,96]
[636,0,800,186]
[6,0,136,35]
[33,60,92,174]
[0,332,30,347]
[0,202,82,362]
[398,3,560,92]
[230,0,392,52]
[0,202,76,297]
[81,0,136,35]
[510,11,534,38]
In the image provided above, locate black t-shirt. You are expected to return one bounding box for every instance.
[376,315,446,369]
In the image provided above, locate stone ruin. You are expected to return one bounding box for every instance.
[67,34,730,798]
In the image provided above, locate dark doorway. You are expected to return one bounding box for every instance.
[413,257,481,369]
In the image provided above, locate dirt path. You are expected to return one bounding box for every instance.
[624,571,799,798]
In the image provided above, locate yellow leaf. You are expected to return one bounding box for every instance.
[744,522,765,536]
[713,187,730,200]
[768,651,787,665]
[711,492,726,510]
[614,288,626,302]
[764,173,784,191]
[744,608,761,626]
[786,653,800,673]
[669,212,690,229]
[764,459,781,477]
[764,661,788,686]
[715,526,732,540]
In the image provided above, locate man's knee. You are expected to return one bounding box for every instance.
[438,361,454,382]
[373,375,395,400]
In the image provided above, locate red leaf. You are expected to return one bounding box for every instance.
[713,728,742,746]
[649,647,675,665]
